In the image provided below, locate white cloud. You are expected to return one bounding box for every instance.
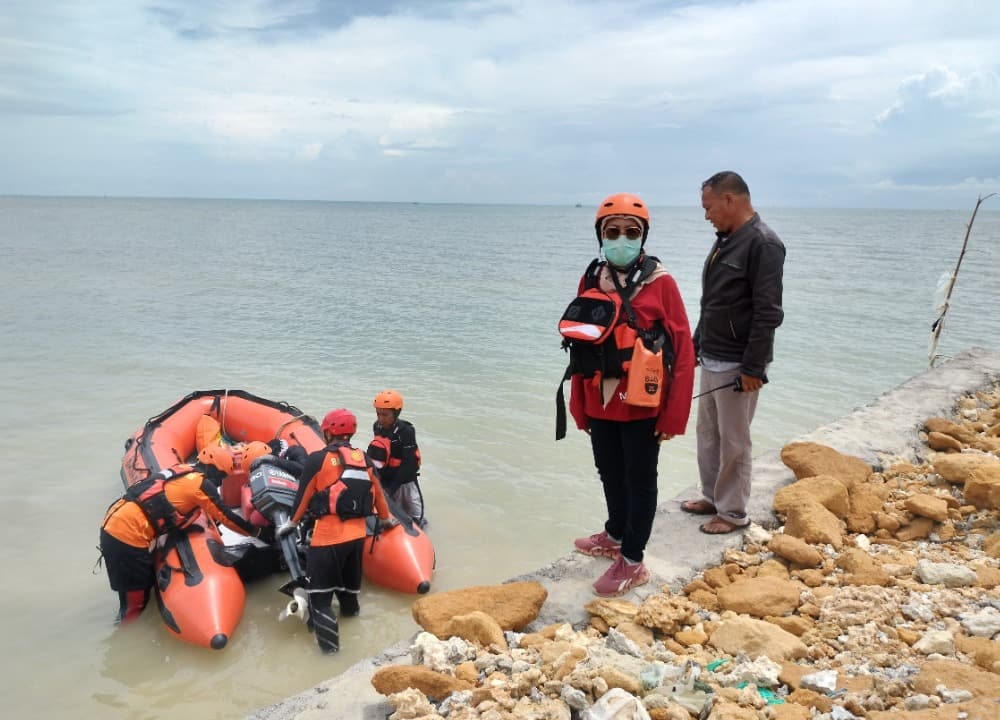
[2,0,1000,206]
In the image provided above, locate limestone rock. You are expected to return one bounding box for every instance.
[442,610,508,650]
[845,484,886,534]
[755,558,791,580]
[371,665,474,701]
[768,533,824,567]
[412,581,547,637]
[955,635,1000,673]
[976,564,1000,589]
[773,475,850,518]
[895,516,935,542]
[635,593,700,634]
[913,629,955,655]
[769,702,811,720]
[932,453,1000,485]
[708,616,807,661]
[764,615,813,636]
[914,559,977,587]
[615,620,654,647]
[783,499,844,549]
[836,547,890,586]
[904,494,950,522]
[925,417,977,444]
[928,431,963,451]
[385,687,440,718]
[717,576,803,617]
[585,598,640,627]
[780,442,872,487]
[912,659,1000,697]
[964,463,1000,509]
[786,687,832,713]
[984,531,1000,559]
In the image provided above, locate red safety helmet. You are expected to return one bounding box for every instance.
[321,408,357,437]
[373,389,403,412]
[594,193,650,243]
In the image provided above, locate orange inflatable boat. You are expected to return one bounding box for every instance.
[153,511,247,649]
[364,507,435,594]
[120,389,327,649]
[120,389,435,649]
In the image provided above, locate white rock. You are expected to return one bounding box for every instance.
[913,629,955,656]
[939,687,974,704]
[914,560,977,588]
[854,534,871,551]
[801,669,839,694]
[904,694,932,710]
[959,607,1000,638]
[581,688,651,720]
[744,523,772,546]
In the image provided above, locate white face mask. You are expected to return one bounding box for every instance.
[602,237,642,268]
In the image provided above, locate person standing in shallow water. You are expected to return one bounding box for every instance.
[681,171,785,534]
[369,389,426,528]
[564,193,695,597]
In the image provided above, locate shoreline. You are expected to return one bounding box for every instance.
[246,346,1000,720]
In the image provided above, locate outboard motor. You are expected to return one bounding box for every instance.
[247,459,306,589]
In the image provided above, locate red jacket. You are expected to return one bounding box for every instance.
[569,264,695,435]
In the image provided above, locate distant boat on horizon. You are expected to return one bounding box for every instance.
[574,203,582,207]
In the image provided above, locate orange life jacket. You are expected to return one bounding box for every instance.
[121,464,200,534]
[308,445,376,520]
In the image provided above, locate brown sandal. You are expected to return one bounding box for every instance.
[699,517,743,534]
[680,499,716,515]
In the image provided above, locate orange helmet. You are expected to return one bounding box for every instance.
[594,193,650,242]
[321,408,357,436]
[373,389,403,412]
[239,441,272,469]
[197,444,235,475]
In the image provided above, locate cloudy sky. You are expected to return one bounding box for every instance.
[3,0,999,208]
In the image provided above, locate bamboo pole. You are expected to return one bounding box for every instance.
[928,192,997,368]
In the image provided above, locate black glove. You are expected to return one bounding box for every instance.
[267,438,289,456]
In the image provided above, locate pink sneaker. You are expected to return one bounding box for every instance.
[592,556,650,597]
[573,531,622,558]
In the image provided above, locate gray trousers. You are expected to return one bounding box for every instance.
[696,366,759,525]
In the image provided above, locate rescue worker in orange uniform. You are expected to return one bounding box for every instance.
[368,389,426,527]
[276,408,395,653]
[99,463,265,623]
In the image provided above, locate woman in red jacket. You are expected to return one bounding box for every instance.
[567,193,695,597]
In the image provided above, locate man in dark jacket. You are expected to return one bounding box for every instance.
[682,171,785,534]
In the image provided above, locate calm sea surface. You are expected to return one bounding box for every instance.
[0,197,997,718]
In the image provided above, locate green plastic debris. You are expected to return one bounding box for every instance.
[706,659,730,672]
[735,682,785,705]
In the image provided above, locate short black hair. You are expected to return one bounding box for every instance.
[702,171,750,197]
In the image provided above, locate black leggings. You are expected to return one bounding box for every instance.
[588,417,660,563]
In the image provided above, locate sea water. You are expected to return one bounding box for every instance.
[0,197,997,719]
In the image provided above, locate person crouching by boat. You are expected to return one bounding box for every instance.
[276,408,396,654]
[99,463,267,624]
[369,389,426,528]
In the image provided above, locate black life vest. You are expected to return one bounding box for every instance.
[555,256,675,440]
[307,445,376,521]
[123,464,200,534]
